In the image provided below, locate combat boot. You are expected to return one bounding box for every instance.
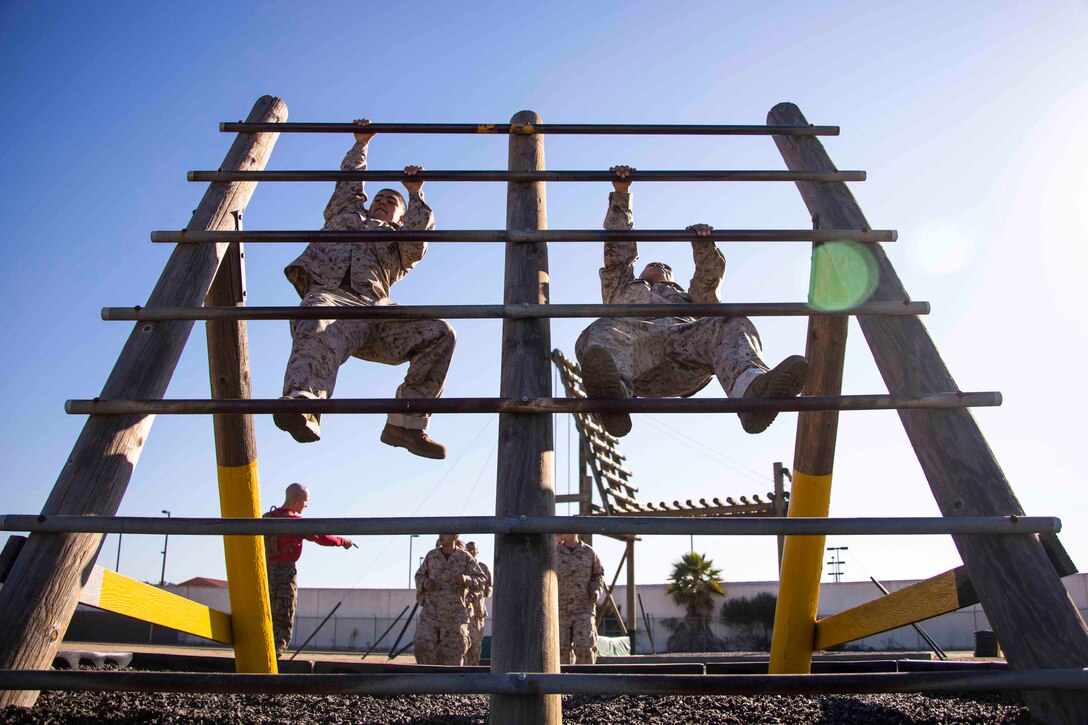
[381,423,447,460]
[273,395,321,443]
[580,345,632,437]
[738,355,809,434]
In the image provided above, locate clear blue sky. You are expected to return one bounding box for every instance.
[1,1,1086,595]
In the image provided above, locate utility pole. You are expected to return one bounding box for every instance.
[826,545,848,584]
[159,510,171,586]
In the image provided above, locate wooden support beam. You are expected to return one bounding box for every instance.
[205,234,277,673]
[768,101,855,675]
[490,110,560,725]
[814,533,1080,651]
[78,566,232,644]
[771,101,1088,725]
[0,95,287,709]
[813,568,968,650]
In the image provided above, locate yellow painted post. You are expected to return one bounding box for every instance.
[769,471,833,671]
[206,233,277,674]
[766,102,857,673]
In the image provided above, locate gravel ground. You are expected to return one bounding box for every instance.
[3,688,1032,724]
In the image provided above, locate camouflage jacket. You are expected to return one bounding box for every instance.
[599,191,725,309]
[466,559,493,620]
[555,541,605,614]
[414,546,486,612]
[284,140,435,302]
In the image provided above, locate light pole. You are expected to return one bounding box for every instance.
[115,533,122,572]
[826,545,848,584]
[408,534,420,589]
[159,510,171,586]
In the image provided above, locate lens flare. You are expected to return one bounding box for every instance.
[809,241,879,311]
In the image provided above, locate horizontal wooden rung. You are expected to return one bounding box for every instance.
[188,169,868,184]
[64,392,1003,416]
[103,301,928,322]
[0,514,1059,537]
[151,229,896,244]
[220,121,841,137]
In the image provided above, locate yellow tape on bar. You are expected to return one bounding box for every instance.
[769,470,833,674]
[217,460,277,674]
[476,124,496,133]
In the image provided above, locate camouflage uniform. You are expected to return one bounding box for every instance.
[556,540,606,665]
[263,506,351,655]
[282,139,454,431]
[575,191,770,400]
[465,559,492,665]
[413,546,486,665]
[266,561,298,655]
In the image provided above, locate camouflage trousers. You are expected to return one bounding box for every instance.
[466,616,486,665]
[266,561,298,655]
[559,609,598,665]
[283,286,455,430]
[414,607,471,666]
[575,316,768,399]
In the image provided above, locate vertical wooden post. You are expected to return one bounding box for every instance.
[768,107,851,673]
[490,111,560,725]
[205,227,277,674]
[625,539,636,652]
[769,101,1088,724]
[0,96,287,708]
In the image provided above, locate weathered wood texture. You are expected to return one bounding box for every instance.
[771,101,1088,725]
[205,239,277,672]
[79,566,233,644]
[0,96,287,708]
[490,110,560,725]
[768,101,854,673]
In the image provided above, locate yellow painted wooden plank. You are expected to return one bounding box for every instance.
[87,567,233,644]
[813,569,962,650]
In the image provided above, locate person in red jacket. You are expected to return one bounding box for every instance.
[264,482,356,654]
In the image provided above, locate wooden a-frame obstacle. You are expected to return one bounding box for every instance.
[0,97,1086,724]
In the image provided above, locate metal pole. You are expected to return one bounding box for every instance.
[220,121,841,136]
[114,533,122,572]
[490,109,560,725]
[151,228,897,244]
[868,577,947,660]
[102,301,929,323]
[64,391,1003,417]
[362,605,410,660]
[0,514,1059,538]
[188,169,867,184]
[638,594,656,655]
[289,601,342,660]
[8,669,1088,696]
[159,511,170,586]
[387,602,419,659]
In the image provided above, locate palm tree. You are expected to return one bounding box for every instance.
[667,552,725,616]
[665,552,726,652]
